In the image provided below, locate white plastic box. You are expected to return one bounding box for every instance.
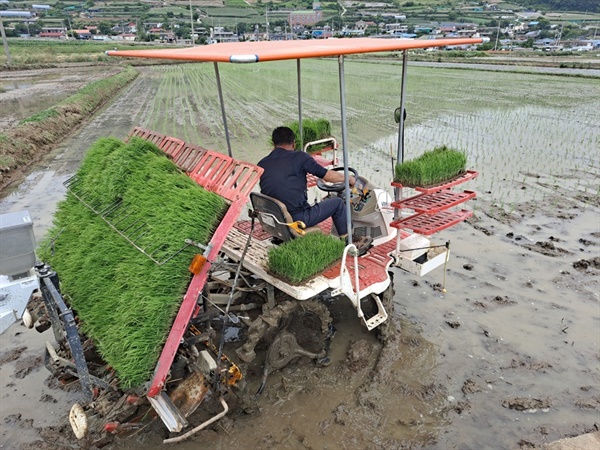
[0,210,37,276]
[397,233,430,260]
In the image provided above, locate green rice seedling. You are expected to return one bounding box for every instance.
[39,137,227,388]
[268,233,346,284]
[394,146,467,187]
[284,118,332,152]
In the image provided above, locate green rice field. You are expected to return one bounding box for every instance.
[130,59,599,216]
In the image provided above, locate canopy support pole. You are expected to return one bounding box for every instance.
[396,50,408,166]
[297,59,303,149]
[214,62,233,158]
[338,55,352,246]
[394,50,409,218]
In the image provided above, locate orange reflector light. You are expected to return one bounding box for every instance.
[189,254,207,274]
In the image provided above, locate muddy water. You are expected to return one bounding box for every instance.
[1,64,599,449]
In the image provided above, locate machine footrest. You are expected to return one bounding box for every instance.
[362,293,388,331]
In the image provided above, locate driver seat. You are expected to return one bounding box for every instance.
[250,192,321,243]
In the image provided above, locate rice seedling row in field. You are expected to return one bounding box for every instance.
[0,67,138,178]
[39,137,228,387]
[134,61,599,215]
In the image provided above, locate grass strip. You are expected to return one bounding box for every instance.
[0,66,138,187]
[394,145,467,187]
[285,118,331,152]
[268,233,346,284]
[39,137,228,388]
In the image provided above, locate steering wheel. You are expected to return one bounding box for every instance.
[316,167,358,192]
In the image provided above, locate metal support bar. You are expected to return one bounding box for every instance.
[266,284,275,310]
[45,341,110,390]
[297,58,303,148]
[214,62,233,158]
[39,273,93,402]
[394,50,409,218]
[338,55,352,246]
[397,50,408,166]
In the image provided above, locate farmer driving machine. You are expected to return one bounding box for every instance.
[6,37,483,443]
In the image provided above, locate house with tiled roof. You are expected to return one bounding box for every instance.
[73,29,92,39]
[39,31,66,39]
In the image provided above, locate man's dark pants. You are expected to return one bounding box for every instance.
[291,197,348,236]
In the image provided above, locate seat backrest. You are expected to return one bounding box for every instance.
[250,192,298,242]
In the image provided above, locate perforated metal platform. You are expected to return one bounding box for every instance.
[223,222,394,301]
[391,190,476,214]
[390,209,473,236]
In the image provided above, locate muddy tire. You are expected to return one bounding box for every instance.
[236,299,332,365]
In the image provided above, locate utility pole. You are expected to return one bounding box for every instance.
[0,18,13,65]
[189,0,195,45]
[265,7,269,40]
[493,22,500,51]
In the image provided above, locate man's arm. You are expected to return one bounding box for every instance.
[323,170,356,187]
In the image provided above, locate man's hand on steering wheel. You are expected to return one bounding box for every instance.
[316,167,359,193]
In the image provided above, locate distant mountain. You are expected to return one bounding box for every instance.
[511,0,599,14]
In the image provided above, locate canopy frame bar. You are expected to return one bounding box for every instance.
[297,59,303,148]
[214,62,233,158]
[338,55,352,246]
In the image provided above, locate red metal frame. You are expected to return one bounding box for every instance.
[129,129,263,398]
[391,190,476,214]
[390,209,473,236]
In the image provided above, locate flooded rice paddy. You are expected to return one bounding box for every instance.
[0,60,599,449]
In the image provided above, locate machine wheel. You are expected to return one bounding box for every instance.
[69,403,89,439]
[236,299,332,366]
[242,300,333,398]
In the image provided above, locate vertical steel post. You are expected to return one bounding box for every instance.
[338,55,352,245]
[214,62,233,158]
[297,59,303,149]
[394,50,409,218]
[397,50,408,166]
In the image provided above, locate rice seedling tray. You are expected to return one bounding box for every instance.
[390,209,473,236]
[391,170,479,194]
[267,233,346,284]
[391,190,477,214]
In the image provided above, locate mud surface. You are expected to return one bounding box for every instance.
[0,65,599,450]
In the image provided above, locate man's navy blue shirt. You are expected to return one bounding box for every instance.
[258,147,327,216]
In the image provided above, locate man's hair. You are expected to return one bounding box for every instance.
[272,126,296,147]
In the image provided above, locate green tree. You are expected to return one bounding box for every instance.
[175,24,190,38]
[98,21,112,35]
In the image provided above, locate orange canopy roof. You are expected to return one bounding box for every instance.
[107,37,482,63]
